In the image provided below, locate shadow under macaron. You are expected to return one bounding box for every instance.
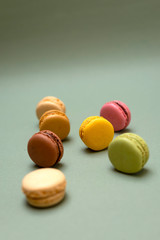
[81,146,108,154]
[28,161,67,172]
[62,135,74,145]
[114,127,134,137]
[109,166,153,178]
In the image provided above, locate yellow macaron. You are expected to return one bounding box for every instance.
[79,116,114,151]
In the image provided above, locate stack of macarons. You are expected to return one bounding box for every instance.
[37,96,70,140]
[22,96,150,208]
[28,96,71,167]
[79,100,149,174]
[22,96,70,208]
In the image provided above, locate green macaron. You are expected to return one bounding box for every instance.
[108,133,149,174]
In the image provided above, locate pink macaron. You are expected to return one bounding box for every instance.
[100,100,131,131]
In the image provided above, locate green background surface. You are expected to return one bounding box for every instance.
[1,1,160,239]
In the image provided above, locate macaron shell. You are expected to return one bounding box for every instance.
[48,96,66,113]
[79,116,99,139]
[117,133,149,166]
[36,96,66,119]
[27,132,60,167]
[36,101,62,119]
[80,117,114,151]
[39,110,70,140]
[100,101,131,131]
[26,190,65,208]
[108,138,143,173]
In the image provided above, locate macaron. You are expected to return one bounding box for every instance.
[79,116,114,151]
[108,133,149,174]
[39,110,70,140]
[100,100,131,131]
[27,130,64,167]
[22,168,66,208]
[36,96,66,119]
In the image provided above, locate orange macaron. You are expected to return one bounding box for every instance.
[39,110,70,140]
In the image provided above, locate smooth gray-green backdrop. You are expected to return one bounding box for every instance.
[1,1,160,240]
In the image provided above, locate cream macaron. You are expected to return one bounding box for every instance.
[22,168,67,208]
[36,96,66,119]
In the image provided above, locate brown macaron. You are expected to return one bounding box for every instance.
[27,130,64,167]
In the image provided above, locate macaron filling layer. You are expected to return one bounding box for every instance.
[41,130,63,164]
[113,101,129,127]
[27,188,65,200]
